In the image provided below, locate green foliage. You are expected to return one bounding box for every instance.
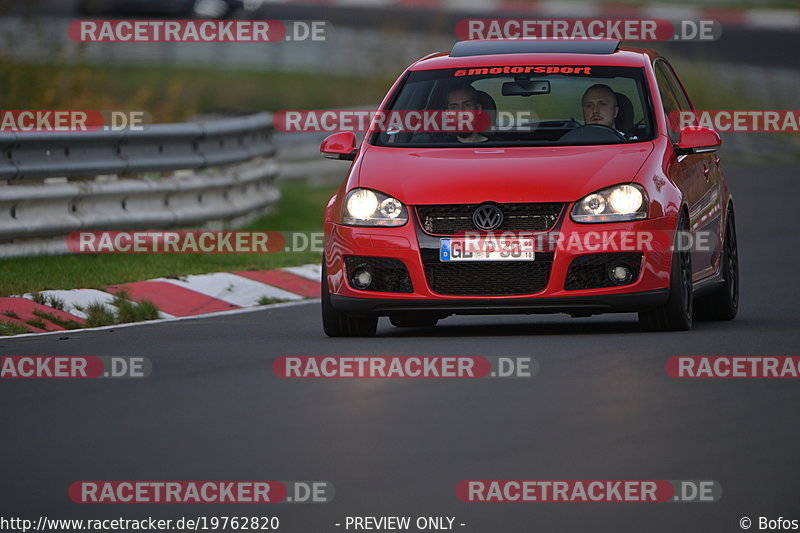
[46,295,66,311]
[84,302,117,328]
[26,318,47,330]
[33,310,83,330]
[113,292,160,323]
[0,321,30,336]
[257,296,288,306]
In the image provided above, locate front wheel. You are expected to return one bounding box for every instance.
[639,213,693,331]
[694,207,739,321]
[321,262,378,337]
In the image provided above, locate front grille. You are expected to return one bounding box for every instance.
[416,203,563,235]
[565,252,643,291]
[345,256,413,293]
[424,254,553,296]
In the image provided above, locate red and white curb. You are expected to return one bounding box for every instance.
[21,289,117,320]
[0,264,322,336]
[0,298,88,333]
[259,0,800,31]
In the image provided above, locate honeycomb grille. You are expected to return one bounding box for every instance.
[423,254,554,296]
[416,203,563,235]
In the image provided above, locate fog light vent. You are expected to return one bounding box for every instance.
[344,256,413,293]
[565,252,643,290]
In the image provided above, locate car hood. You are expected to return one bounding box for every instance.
[357,142,655,204]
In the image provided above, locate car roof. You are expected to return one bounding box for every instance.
[410,40,658,71]
[450,39,621,57]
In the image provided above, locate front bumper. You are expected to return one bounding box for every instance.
[324,212,677,316]
[331,289,669,316]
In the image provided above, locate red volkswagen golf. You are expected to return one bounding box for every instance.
[320,39,738,336]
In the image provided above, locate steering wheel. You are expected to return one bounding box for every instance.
[559,123,627,143]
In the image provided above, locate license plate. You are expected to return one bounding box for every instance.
[439,237,536,262]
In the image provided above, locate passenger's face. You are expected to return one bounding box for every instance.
[582,88,618,127]
[447,90,480,111]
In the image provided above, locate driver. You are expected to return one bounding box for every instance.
[581,84,619,128]
[445,86,489,143]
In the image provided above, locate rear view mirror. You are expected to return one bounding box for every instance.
[675,126,721,155]
[321,132,358,161]
[502,79,550,97]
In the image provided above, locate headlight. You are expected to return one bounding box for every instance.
[343,188,408,226]
[571,184,648,223]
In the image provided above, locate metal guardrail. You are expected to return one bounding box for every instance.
[0,113,280,258]
[0,113,275,182]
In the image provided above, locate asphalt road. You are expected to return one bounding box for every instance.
[2,161,800,532]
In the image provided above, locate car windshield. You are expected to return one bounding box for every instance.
[371,65,654,147]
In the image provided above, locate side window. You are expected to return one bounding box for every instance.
[654,60,691,142]
[664,62,692,112]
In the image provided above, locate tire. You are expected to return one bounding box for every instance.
[321,262,378,337]
[639,212,693,331]
[389,315,439,328]
[694,207,739,321]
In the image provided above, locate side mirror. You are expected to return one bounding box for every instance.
[321,132,357,161]
[675,126,721,155]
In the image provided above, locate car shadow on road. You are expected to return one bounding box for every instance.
[378,317,645,337]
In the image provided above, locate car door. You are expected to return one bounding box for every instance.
[654,59,720,280]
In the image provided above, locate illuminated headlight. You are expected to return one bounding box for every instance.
[343,188,408,226]
[571,184,648,223]
[609,185,644,214]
